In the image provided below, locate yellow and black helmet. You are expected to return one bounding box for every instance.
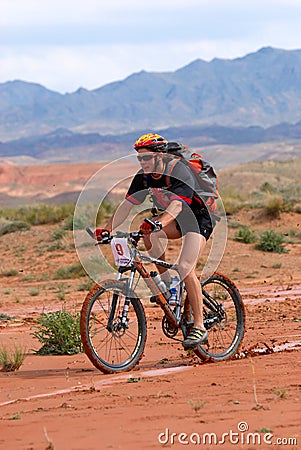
[134,133,168,152]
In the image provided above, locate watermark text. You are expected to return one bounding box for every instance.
[158,422,297,446]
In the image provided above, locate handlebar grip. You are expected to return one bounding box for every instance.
[144,218,162,232]
[86,227,95,239]
[144,218,155,228]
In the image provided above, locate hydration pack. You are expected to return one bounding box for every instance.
[166,142,218,212]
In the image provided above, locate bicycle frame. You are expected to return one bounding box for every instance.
[115,244,227,334]
[116,246,183,329]
[89,227,199,334]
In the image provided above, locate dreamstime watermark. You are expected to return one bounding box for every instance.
[157,422,298,446]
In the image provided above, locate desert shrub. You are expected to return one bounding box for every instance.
[0,313,14,320]
[265,195,286,217]
[96,201,115,222]
[63,201,115,231]
[32,310,82,355]
[29,288,40,296]
[293,204,301,213]
[54,282,71,301]
[0,345,26,371]
[279,181,301,208]
[220,198,244,215]
[0,204,75,225]
[227,221,241,228]
[77,278,94,291]
[260,182,277,194]
[51,228,67,241]
[287,229,301,244]
[218,187,246,215]
[54,262,86,279]
[62,213,88,231]
[256,230,287,253]
[0,220,31,236]
[234,225,256,244]
[47,240,65,251]
[1,268,19,277]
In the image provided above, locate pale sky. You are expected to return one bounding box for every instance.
[1,0,301,94]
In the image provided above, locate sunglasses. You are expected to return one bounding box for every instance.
[137,154,154,162]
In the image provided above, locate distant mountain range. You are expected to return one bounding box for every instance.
[1,46,301,142]
[1,121,301,167]
[1,46,301,169]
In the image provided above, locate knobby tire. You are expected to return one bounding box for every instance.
[80,280,147,374]
[194,273,245,362]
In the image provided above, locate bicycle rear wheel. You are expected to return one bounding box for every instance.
[80,280,147,374]
[194,273,245,362]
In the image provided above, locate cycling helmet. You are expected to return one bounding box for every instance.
[134,133,168,152]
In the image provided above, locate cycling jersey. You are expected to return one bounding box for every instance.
[126,160,203,212]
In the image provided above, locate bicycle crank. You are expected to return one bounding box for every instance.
[162,316,179,338]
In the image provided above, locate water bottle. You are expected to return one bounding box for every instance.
[168,276,180,305]
[150,271,168,295]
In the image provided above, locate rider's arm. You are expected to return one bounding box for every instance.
[104,199,134,232]
[159,199,183,228]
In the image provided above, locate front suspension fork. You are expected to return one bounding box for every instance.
[107,269,136,331]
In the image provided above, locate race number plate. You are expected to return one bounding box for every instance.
[110,237,131,267]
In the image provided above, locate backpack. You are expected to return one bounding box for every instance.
[165,142,219,212]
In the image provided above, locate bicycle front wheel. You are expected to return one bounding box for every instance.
[194,273,245,362]
[80,280,147,374]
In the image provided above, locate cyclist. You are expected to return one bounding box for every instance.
[94,133,216,349]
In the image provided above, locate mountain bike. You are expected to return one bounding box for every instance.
[80,227,245,374]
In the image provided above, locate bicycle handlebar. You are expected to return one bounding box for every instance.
[86,227,96,239]
[86,227,143,245]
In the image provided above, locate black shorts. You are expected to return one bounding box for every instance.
[175,208,215,240]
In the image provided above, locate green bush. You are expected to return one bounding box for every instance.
[32,310,82,355]
[77,278,94,291]
[62,214,88,231]
[1,268,19,277]
[260,182,277,194]
[293,203,301,213]
[220,198,244,216]
[0,345,26,371]
[256,230,287,253]
[234,225,256,244]
[51,228,67,241]
[265,195,286,218]
[54,262,86,279]
[47,240,65,252]
[0,204,75,225]
[0,220,31,236]
[29,288,40,297]
[0,313,14,320]
[63,201,115,231]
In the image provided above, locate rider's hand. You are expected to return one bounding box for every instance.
[94,228,111,243]
[139,219,162,235]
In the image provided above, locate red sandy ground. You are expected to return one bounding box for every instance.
[0,210,300,450]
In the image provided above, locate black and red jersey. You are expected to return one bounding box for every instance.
[125,160,204,212]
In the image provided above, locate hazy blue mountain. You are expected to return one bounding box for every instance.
[1,121,301,166]
[1,47,301,141]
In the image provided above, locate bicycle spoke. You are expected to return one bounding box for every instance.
[193,274,245,361]
[81,281,146,372]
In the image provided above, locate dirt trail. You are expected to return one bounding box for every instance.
[0,289,300,450]
[0,210,300,449]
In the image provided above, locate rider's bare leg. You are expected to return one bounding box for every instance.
[143,221,207,328]
[143,219,181,285]
[177,232,207,330]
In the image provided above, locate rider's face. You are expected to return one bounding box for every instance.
[137,149,156,173]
